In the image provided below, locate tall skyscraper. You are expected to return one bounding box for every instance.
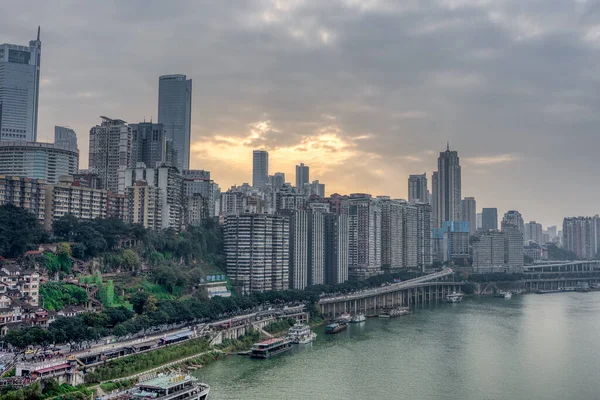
[88,117,132,193]
[224,214,289,293]
[476,212,482,230]
[54,126,78,152]
[460,197,477,235]
[324,213,349,285]
[252,150,268,188]
[415,202,433,269]
[130,122,167,168]
[408,173,428,204]
[502,222,524,272]
[432,171,439,227]
[563,217,596,259]
[502,210,524,233]
[378,197,404,270]
[296,163,309,193]
[432,144,461,227]
[310,180,325,197]
[158,74,192,171]
[481,208,498,231]
[0,28,42,141]
[348,193,381,279]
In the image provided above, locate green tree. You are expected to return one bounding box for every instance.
[52,214,80,241]
[122,249,141,271]
[0,204,46,258]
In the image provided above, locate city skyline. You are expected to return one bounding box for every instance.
[5,2,600,227]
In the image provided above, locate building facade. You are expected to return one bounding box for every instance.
[472,231,506,273]
[308,211,325,286]
[88,117,132,193]
[460,197,477,235]
[224,214,289,293]
[0,141,78,184]
[432,145,461,227]
[502,222,524,272]
[0,175,45,222]
[378,197,404,270]
[562,217,597,259]
[295,163,309,193]
[130,122,167,169]
[158,74,192,171]
[502,210,524,233]
[0,28,41,142]
[54,126,78,152]
[324,213,349,285]
[124,163,183,231]
[524,221,543,244]
[347,194,381,279]
[252,150,269,189]
[481,208,498,231]
[126,181,162,230]
[408,173,428,204]
[416,202,433,269]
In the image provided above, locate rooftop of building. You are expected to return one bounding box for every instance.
[139,374,196,390]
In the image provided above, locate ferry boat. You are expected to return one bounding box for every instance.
[288,323,317,344]
[337,312,352,323]
[378,308,411,318]
[100,374,210,400]
[249,338,292,359]
[576,283,590,292]
[324,322,347,334]
[504,291,512,299]
[445,292,464,303]
[351,313,366,323]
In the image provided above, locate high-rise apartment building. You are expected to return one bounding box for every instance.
[158,74,192,171]
[272,172,285,190]
[416,202,433,269]
[431,171,439,226]
[562,217,597,259]
[348,194,381,279]
[502,222,524,272]
[182,169,215,218]
[308,211,325,286]
[460,197,477,235]
[0,175,45,222]
[0,141,78,184]
[472,231,506,273]
[408,173,428,204]
[432,144,461,228]
[287,210,308,290]
[0,28,41,142]
[130,122,167,168]
[402,202,418,268]
[224,214,289,293]
[378,197,404,270]
[432,221,470,262]
[481,208,498,231]
[54,126,78,152]
[502,210,524,233]
[89,117,132,193]
[310,180,325,198]
[476,212,482,230]
[124,163,183,231]
[296,163,309,193]
[44,176,108,230]
[126,181,162,230]
[324,213,349,285]
[252,150,268,188]
[524,221,543,244]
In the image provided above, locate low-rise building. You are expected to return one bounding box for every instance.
[0,175,46,222]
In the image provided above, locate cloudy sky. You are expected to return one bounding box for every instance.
[3,0,600,227]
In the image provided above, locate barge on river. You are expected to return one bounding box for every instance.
[249,338,292,359]
[101,374,210,400]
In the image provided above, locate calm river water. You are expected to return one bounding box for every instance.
[195,292,600,400]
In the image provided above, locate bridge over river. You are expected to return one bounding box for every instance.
[318,268,464,318]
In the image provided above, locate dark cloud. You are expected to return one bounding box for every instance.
[3,0,600,227]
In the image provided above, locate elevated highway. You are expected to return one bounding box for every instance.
[318,269,463,318]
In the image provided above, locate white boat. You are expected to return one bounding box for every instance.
[351,314,366,323]
[337,312,352,323]
[288,323,317,344]
[445,292,464,303]
[504,291,512,299]
[378,308,411,318]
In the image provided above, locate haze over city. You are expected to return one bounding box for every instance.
[3,0,600,227]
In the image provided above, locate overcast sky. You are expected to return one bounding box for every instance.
[3,0,600,228]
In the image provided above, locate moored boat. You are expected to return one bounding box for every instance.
[288,323,317,344]
[351,313,366,323]
[378,307,411,318]
[249,338,292,359]
[445,292,464,303]
[325,322,347,334]
[337,312,352,323]
[97,373,210,400]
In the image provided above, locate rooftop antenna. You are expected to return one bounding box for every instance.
[37,26,40,41]
[446,141,450,151]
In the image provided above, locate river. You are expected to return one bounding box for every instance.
[194,292,600,400]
